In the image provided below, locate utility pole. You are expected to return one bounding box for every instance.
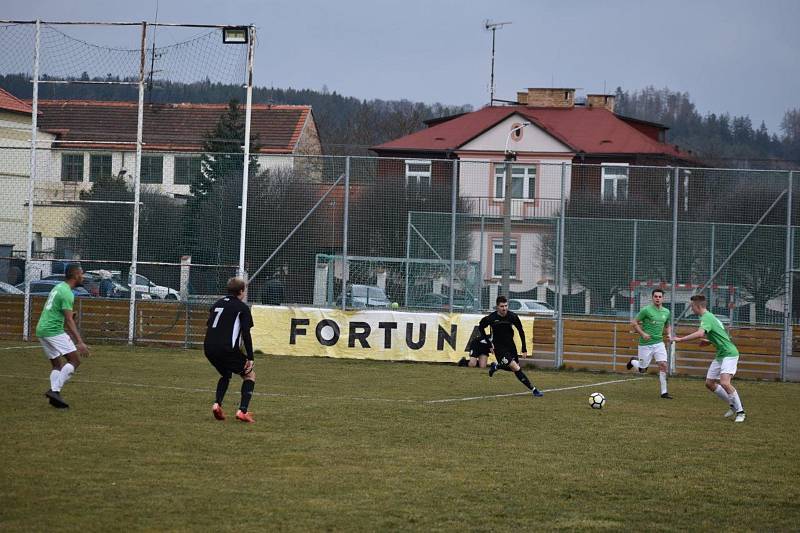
[485,20,512,106]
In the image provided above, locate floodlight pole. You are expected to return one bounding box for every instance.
[501,123,529,298]
[501,155,513,299]
[22,19,40,341]
[238,26,255,283]
[127,21,147,345]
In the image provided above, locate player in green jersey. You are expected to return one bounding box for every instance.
[35,264,90,408]
[671,294,745,423]
[627,289,673,398]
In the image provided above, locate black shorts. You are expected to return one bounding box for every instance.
[469,338,492,357]
[205,347,247,377]
[495,351,519,367]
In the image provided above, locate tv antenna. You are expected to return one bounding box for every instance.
[485,20,512,105]
[146,0,164,102]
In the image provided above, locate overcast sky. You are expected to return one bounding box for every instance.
[4,0,799,133]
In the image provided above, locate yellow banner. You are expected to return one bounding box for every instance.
[250,306,533,363]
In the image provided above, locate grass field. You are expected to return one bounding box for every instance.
[1,340,799,532]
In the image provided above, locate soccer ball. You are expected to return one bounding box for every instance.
[589,392,606,409]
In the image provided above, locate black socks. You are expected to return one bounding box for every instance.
[216,375,231,404]
[239,379,255,413]
[514,369,533,390]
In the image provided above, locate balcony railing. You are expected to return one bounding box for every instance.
[459,197,563,218]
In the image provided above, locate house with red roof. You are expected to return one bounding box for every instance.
[0,94,321,263]
[0,87,57,257]
[33,99,321,198]
[371,88,699,301]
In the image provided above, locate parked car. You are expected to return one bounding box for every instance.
[341,284,391,308]
[17,280,92,298]
[0,281,23,295]
[508,299,556,317]
[43,273,102,297]
[84,271,152,300]
[103,271,180,300]
[415,293,476,312]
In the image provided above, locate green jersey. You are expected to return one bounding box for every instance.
[700,311,739,360]
[635,304,670,346]
[35,282,74,338]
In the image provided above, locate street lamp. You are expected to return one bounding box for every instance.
[501,122,530,299]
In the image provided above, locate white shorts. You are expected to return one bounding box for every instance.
[39,333,77,360]
[706,357,739,380]
[638,342,668,368]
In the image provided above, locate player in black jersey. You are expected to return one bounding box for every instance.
[478,295,543,397]
[204,277,257,423]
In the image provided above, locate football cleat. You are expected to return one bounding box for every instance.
[734,411,746,423]
[45,389,69,409]
[212,402,226,421]
[235,410,255,423]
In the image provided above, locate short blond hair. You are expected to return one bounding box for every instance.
[690,294,707,306]
[226,277,246,296]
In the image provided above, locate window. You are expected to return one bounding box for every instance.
[140,155,164,184]
[54,237,78,259]
[174,156,202,185]
[492,238,517,278]
[508,300,522,311]
[61,153,84,182]
[601,163,629,202]
[405,160,431,189]
[89,154,112,182]
[494,164,536,200]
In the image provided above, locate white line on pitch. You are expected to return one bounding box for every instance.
[0,374,419,403]
[0,374,645,405]
[423,377,647,404]
[0,345,41,351]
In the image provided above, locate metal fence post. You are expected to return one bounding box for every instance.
[709,222,715,307]
[448,160,458,309]
[127,21,147,345]
[404,211,412,307]
[341,156,350,311]
[783,171,794,381]
[669,166,680,375]
[22,19,40,342]
[630,219,637,320]
[555,162,567,368]
[478,214,485,309]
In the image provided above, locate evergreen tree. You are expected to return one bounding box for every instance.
[184,99,260,286]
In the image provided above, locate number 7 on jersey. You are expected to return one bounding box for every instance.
[211,307,224,328]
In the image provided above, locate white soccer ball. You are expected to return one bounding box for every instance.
[589,392,606,409]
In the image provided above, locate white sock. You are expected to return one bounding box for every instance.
[713,384,729,404]
[729,389,743,412]
[630,359,641,369]
[58,363,75,390]
[49,369,61,392]
[659,371,668,395]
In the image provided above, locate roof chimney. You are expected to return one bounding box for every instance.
[586,94,615,112]
[523,88,575,108]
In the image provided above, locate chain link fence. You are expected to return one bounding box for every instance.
[0,20,797,379]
